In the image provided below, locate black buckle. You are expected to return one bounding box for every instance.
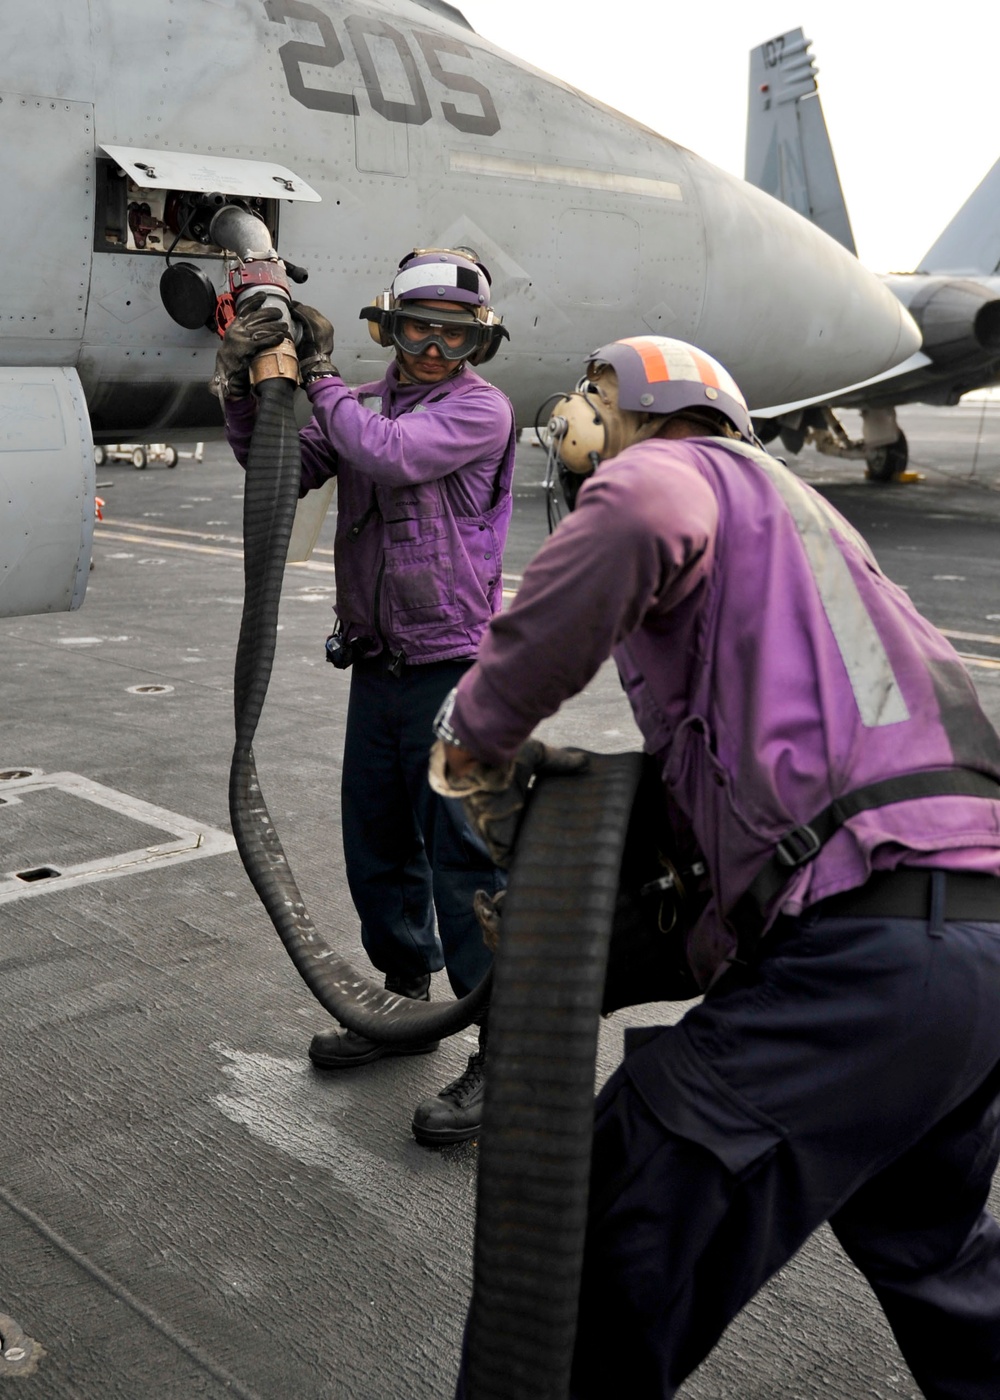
[774,824,822,869]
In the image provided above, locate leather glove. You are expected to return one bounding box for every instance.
[213,292,287,400]
[430,738,589,869]
[473,888,505,951]
[292,302,337,383]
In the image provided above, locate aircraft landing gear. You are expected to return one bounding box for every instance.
[860,405,911,483]
[768,407,828,458]
[757,405,919,484]
[779,424,806,456]
[865,430,908,483]
[752,417,781,445]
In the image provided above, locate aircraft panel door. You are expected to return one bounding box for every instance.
[0,368,95,617]
[0,95,93,360]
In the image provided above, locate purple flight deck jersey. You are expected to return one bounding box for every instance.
[225,360,516,664]
[447,435,1000,985]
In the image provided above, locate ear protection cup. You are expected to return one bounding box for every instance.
[468,315,510,365]
[549,392,607,473]
[360,291,394,347]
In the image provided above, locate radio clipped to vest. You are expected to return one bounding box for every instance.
[325,625,375,670]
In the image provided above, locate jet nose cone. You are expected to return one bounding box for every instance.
[688,159,922,407]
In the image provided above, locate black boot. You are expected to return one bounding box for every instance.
[308,972,440,1069]
[411,1021,487,1146]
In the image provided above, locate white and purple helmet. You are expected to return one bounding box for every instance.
[390,248,492,312]
[588,336,753,441]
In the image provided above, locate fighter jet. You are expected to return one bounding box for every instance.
[746,27,1000,481]
[1,0,919,617]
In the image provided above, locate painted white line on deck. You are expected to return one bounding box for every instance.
[940,628,1000,647]
[957,653,1000,671]
[0,771,235,903]
[97,529,336,574]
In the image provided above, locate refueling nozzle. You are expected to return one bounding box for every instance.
[208,206,299,388]
[208,205,277,262]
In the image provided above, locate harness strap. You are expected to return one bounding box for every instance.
[730,767,1000,944]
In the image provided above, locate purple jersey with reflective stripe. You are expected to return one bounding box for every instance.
[448,436,1000,985]
[225,361,516,664]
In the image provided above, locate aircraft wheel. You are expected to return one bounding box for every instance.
[779,425,805,455]
[131,446,148,470]
[163,446,179,468]
[866,431,908,483]
[93,444,106,466]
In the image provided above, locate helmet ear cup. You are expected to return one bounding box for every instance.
[469,315,509,366]
[551,393,607,473]
[359,291,394,347]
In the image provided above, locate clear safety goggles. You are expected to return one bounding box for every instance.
[391,309,483,361]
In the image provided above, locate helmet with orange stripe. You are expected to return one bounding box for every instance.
[546,336,753,481]
[589,336,753,441]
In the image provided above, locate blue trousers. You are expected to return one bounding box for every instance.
[570,905,1000,1397]
[341,655,501,998]
[456,901,1000,1397]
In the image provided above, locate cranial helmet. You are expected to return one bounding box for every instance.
[590,336,753,439]
[360,248,509,365]
[549,335,753,475]
[541,336,753,529]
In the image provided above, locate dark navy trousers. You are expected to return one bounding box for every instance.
[341,655,501,998]
[455,900,1000,1397]
[569,904,1000,1397]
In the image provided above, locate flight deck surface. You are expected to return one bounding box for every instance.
[2,401,1000,1399]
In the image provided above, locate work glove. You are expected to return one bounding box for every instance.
[473,888,505,951]
[429,738,589,869]
[212,292,287,401]
[292,301,337,383]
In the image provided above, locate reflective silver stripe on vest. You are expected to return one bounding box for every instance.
[722,440,910,728]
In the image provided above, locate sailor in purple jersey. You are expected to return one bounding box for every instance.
[439,337,1000,1397]
[216,249,516,1146]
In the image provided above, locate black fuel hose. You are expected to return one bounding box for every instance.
[230,375,490,1041]
[466,750,645,1400]
[234,380,642,1396]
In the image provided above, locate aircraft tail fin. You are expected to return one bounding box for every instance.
[745,28,857,256]
[917,157,1000,274]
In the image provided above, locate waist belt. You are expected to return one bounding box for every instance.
[807,868,1000,923]
[731,767,1000,946]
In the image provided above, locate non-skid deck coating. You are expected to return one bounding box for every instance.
[3,402,1000,1398]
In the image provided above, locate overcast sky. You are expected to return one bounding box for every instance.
[458,1,1000,277]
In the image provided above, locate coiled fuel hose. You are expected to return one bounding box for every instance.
[467,751,643,1400]
[235,370,642,1400]
[230,373,490,1041]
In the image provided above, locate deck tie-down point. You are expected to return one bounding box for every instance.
[0,1313,45,1376]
